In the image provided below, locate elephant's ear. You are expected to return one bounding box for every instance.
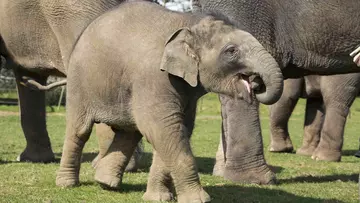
[160,27,200,87]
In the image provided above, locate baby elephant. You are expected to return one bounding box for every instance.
[56,1,283,202]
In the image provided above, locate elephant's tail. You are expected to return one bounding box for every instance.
[20,77,67,91]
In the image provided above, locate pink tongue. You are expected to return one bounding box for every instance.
[241,79,251,94]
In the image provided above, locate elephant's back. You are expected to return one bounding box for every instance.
[67,2,190,96]
[74,1,199,72]
[282,0,360,55]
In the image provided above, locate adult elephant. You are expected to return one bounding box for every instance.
[192,0,360,184]
[0,0,148,165]
[350,46,360,158]
[269,74,360,162]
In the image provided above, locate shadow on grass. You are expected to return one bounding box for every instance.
[83,181,344,202]
[280,173,359,184]
[55,152,98,163]
[98,183,147,193]
[269,165,285,174]
[136,153,217,174]
[0,158,60,164]
[136,153,285,175]
[206,185,345,203]
[78,181,147,193]
[342,149,360,156]
[75,153,285,177]
[0,159,16,164]
[137,152,152,172]
[196,156,215,174]
[81,152,98,163]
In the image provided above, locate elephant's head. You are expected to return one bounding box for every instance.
[160,16,283,105]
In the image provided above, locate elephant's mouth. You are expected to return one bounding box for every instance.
[235,73,266,103]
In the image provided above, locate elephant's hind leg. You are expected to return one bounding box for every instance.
[94,129,142,189]
[13,67,55,163]
[312,75,360,162]
[269,78,303,153]
[56,106,93,187]
[311,104,347,162]
[92,123,143,173]
[296,98,323,156]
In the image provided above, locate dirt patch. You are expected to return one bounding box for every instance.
[0,111,19,116]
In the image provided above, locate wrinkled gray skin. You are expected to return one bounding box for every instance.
[0,0,146,169]
[269,74,360,162]
[350,46,360,158]
[92,123,144,172]
[56,2,283,202]
[193,0,360,184]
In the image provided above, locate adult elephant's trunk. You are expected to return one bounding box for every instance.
[248,47,283,105]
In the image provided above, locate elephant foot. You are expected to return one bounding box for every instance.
[269,137,293,153]
[311,148,341,162]
[142,190,174,202]
[296,145,316,156]
[56,172,79,187]
[223,167,276,185]
[17,148,55,163]
[177,188,211,203]
[94,167,122,189]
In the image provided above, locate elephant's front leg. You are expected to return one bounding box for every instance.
[94,129,142,188]
[13,68,55,163]
[136,112,210,203]
[143,101,198,202]
[296,98,324,156]
[143,150,173,202]
[218,95,276,185]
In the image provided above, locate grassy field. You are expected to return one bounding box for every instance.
[0,93,359,203]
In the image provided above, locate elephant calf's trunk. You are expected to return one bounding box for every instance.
[251,50,283,105]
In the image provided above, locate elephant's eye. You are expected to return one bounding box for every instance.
[223,44,239,58]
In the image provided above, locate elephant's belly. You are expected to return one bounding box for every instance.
[0,1,66,76]
[94,104,137,132]
[2,36,65,76]
[303,76,321,98]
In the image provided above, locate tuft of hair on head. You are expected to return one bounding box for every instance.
[204,10,249,32]
[190,13,234,48]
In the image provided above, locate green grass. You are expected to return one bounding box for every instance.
[0,91,18,99]
[0,93,359,202]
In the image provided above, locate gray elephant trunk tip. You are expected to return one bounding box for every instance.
[253,69,284,105]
